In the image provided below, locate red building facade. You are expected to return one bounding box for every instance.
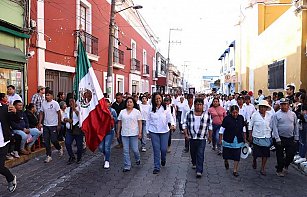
[27,0,156,101]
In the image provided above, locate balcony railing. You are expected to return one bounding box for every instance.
[113,47,124,64]
[131,58,141,71]
[143,64,149,75]
[75,30,98,56]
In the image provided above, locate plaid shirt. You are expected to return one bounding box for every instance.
[31,93,45,115]
[183,111,212,139]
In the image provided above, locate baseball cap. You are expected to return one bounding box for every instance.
[279,98,289,104]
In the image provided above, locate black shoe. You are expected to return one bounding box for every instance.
[183,148,189,153]
[196,172,202,178]
[153,169,160,174]
[136,160,141,165]
[224,160,229,170]
[233,172,239,177]
[123,169,130,172]
[7,175,17,193]
[76,158,82,164]
[161,160,166,166]
[67,157,76,165]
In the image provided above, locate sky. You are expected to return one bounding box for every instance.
[133,0,242,89]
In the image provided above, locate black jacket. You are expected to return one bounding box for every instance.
[0,105,15,142]
[10,110,29,130]
[111,101,126,116]
[222,114,245,144]
[25,110,38,128]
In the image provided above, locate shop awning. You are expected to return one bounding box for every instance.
[0,44,27,63]
[0,26,30,39]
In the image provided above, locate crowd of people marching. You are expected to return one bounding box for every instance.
[0,83,306,192]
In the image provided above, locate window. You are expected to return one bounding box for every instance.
[0,67,23,98]
[114,25,119,48]
[131,40,136,59]
[45,70,73,98]
[80,5,87,31]
[268,60,285,89]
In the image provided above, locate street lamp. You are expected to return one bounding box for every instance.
[107,0,142,100]
[166,28,181,94]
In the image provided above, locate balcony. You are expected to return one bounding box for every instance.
[130,58,141,75]
[113,47,125,69]
[153,70,158,81]
[143,64,150,77]
[74,30,99,61]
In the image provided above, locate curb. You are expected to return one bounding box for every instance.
[5,141,65,168]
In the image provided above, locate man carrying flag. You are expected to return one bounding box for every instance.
[74,36,113,152]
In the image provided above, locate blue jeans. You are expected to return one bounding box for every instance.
[13,128,40,150]
[141,120,147,147]
[190,139,206,173]
[212,124,221,150]
[299,123,307,158]
[65,130,83,160]
[99,130,114,161]
[150,132,169,170]
[122,136,140,170]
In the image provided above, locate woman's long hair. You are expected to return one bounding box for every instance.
[151,92,166,113]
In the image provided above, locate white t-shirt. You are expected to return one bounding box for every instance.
[139,103,151,120]
[8,93,22,104]
[63,107,80,129]
[118,108,142,136]
[176,102,186,112]
[40,100,60,126]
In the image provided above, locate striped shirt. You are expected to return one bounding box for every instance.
[183,111,212,139]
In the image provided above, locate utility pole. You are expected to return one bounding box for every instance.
[107,0,116,101]
[166,28,181,94]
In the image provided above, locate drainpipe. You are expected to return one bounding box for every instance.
[37,0,46,87]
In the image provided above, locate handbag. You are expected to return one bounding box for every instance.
[70,107,82,136]
[253,137,272,147]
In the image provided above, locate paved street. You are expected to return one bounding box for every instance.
[1,131,307,197]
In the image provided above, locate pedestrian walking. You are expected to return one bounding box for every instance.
[208,98,226,155]
[219,105,246,177]
[112,92,125,149]
[98,98,117,169]
[117,97,142,172]
[164,97,176,153]
[271,98,299,177]
[0,101,17,192]
[183,98,211,178]
[63,98,83,165]
[38,90,64,163]
[181,94,194,153]
[139,95,150,152]
[147,92,175,174]
[248,100,273,176]
[176,96,185,133]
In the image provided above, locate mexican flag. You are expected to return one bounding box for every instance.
[74,37,113,152]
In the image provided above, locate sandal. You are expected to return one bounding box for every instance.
[260,170,266,176]
[233,172,239,177]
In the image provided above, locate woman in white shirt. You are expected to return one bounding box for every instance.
[63,98,83,164]
[117,97,142,172]
[147,93,175,174]
[248,100,273,176]
[176,97,185,133]
[139,95,151,152]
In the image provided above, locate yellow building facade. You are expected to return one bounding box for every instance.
[235,0,307,95]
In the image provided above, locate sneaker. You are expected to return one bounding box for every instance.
[167,146,171,153]
[44,156,52,163]
[276,171,285,177]
[161,160,166,166]
[153,169,160,174]
[192,165,196,169]
[123,168,130,172]
[141,147,146,152]
[104,161,110,169]
[11,151,20,158]
[7,175,17,193]
[6,154,14,160]
[58,147,64,157]
[294,155,301,161]
[294,158,306,164]
[136,160,141,165]
[20,149,30,155]
[196,172,202,178]
[283,167,288,174]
